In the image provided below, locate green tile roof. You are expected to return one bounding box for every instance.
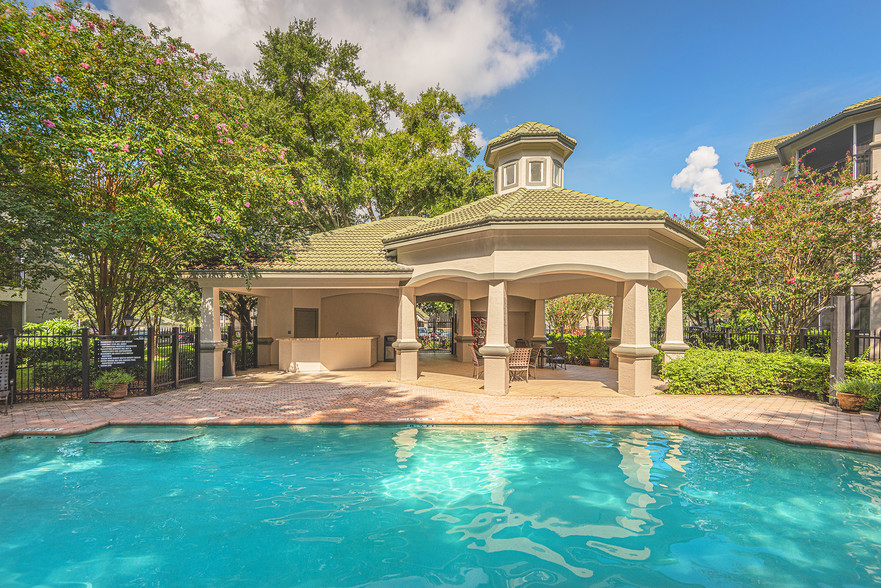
[485,122,577,152]
[249,217,425,272]
[745,133,797,164]
[746,94,881,164]
[382,188,681,244]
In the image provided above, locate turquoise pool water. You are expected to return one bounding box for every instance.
[1,426,880,587]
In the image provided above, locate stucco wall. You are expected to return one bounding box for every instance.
[320,292,397,359]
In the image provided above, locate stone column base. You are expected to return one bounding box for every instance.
[455,335,475,362]
[530,336,548,345]
[480,344,512,396]
[659,341,689,363]
[605,338,621,370]
[612,344,658,396]
[199,341,225,382]
[393,340,422,381]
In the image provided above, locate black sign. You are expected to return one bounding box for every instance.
[95,339,144,368]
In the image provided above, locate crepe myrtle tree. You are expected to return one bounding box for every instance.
[545,294,612,335]
[1,1,300,334]
[685,155,881,348]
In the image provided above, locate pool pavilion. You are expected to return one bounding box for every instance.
[185,123,705,397]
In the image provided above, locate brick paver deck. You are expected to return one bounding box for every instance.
[2,370,880,453]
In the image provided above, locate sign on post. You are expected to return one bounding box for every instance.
[95,339,145,369]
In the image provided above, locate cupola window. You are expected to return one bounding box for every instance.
[528,160,544,184]
[502,163,516,188]
[553,162,563,187]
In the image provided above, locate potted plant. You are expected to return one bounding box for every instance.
[584,332,609,367]
[94,369,136,401]
[833,379,881,413]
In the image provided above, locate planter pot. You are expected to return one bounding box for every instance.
[837,392,866,413]
[588,358,601,367]
[107,383,128,401]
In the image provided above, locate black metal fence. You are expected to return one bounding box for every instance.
[0,326,200,405]
[685,327,881,361]
[226,325,258,371]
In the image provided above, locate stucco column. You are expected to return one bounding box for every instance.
[606,283,624,370]
[455,298,474,362]
[199,286,224,381]
[393,286,421,381]
[480,280,511,395]
[611,281,658,396]
[659,288,689,363]
[530,299,547,345]
[255,296,273,367]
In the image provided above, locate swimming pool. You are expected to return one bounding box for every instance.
[1,426,879,586]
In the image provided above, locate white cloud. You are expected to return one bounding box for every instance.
[671,146,731,213]
[104,0,560,102]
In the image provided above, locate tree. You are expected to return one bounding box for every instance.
[247,19,491,232]
[545,294,611,334]
[1,2,298,333]
[220,292,257,337]
[686,156,881,347]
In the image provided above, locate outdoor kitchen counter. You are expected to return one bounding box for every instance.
[277,337,379,373]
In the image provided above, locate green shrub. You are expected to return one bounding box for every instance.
[661,348,829,397]
[545,332,609,364]
[33,360,82,389]
[844,361,881,411]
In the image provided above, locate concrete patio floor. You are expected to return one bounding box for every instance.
[1,362,880,454]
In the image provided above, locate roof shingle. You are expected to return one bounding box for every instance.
[485,122,577,152]
[382,188,679,244]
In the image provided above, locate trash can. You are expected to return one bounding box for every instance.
[222,348,236,378]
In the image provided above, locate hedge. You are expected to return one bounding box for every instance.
[661,348,829,398]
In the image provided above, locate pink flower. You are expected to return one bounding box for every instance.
[97,82,107,89]
[154,58,164,65]
[192,114,199,120]
[155,148,163,155]
[42,119,55,128]
[80,63,89,69]
[287,200,294,205]
[86,147,96,154]
[18,48,27,55]
[122,144,129,152]
[214,215,221,222]
[69,24,77,32]
[87,21,94,31]
[53,76,63,83]
[244,202,250,208]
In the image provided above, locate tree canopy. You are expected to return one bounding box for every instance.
[1,1,299,333]
[685,157,881,343]
[246,18,492,232]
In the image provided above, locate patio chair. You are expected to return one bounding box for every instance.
[528,346,541,379]
[471,345,484,379]
[549,341,568,370]
[0,352,10,415]
[509,347,531,382]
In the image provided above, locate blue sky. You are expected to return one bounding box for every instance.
[92,0,881,217]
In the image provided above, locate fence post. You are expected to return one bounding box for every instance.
[81,327,90,399]
[7,328,16,406]
[172,326,180,389]
[195,327,202,382]
[147,326,155,396]
[758,328,766,353]
[253,326,258,368]
[849,329,859,361]
[724,327,732,349]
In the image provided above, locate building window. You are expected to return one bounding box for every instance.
[502,163,516,188]
[528,160,543,184]
[553,162,562,187]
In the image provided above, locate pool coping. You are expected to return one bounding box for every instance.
[4,414,881,455]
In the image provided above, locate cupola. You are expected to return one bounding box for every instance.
[483,122,577,194]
